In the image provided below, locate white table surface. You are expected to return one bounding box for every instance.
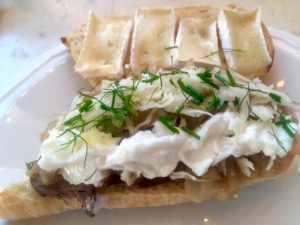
[1,0,300,95]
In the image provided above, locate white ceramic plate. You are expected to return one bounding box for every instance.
[1,29,300,225]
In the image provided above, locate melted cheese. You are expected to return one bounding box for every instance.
[75,12,132,79]
[130,8,175,73]
[175,15,220,66]
[218,7,272,75]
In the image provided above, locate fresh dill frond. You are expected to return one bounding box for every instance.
[246,102,260,121]
[84,169,97,181]
[77,98,94,113]
[26,156,41,170]
[64,114,84,127]
[268,128,287,152]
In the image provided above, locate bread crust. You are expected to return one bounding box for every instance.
[0,138,297,220]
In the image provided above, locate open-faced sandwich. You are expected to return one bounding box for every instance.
[0,5,299,220]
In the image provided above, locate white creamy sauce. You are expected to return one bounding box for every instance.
[38,67,299,186]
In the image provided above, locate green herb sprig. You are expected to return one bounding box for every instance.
[158,115,179,134]
[197,69,220,89]
[181,126,200,140]
[268,128,287,152]
[275,114,297,137]
[165,45,178,50]
[177,79,206,105]
[26,156,41,170]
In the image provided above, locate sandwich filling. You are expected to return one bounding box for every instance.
[28,66,299,214]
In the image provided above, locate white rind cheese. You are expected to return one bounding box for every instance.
[175,14,220,66]
[217,7,272,75]
[130,8,176,73]
[75,12,132,79]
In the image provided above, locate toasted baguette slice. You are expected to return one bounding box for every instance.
[174,6,221,67]
[75,12,132,79]
[0,140,298,220]
[61,23,102,89]
[217,5,274,76]
[130,8,176,74]
[61,25,87,62]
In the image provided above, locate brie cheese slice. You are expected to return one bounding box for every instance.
[218,7,272,75]
[130,8,176,73]
[175,16,220,66]
[75,12,132,79]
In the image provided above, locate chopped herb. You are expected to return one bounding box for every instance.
[239,83,252,106]
[226,69,236,86]
[60,79,140,169]
[84,169,97,181]
[220,98,229,107]
[177,79,189,93]
[79,91,101,104]
[186,85,206,105]
[268,128,287,152]
[177,79,205,105]
[172,68,188,74]
[165,45,178,50]
[26,156,41,170]
[169,79,177,88]
[64,114,84,127]
[181,126,200,140]
[246,102,260,121]
[176,97,189,114]
[197,69,220,89]
[233,96,241,111]
[237,87,281,103]
[77,98,94,113]
[59,128,89,168]
[159,72,163,88]
[158,116,179,134]
[275,114,297,137]
[201,48,245,59]
[164,67,188,75]
[141,70,159,84]
[147,87,159,104]
[236,85,268,95]
[205,90,223,111]
[215,71,229,87]
[269,92,282,103]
